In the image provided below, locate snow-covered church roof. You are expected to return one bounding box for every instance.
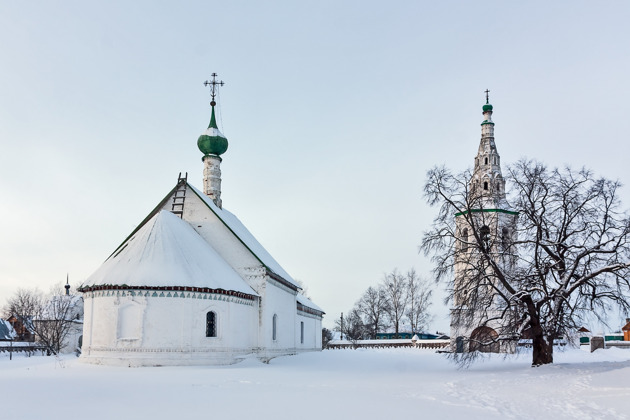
[188,184,299,288]
[83,210,257,296]
[297,293,324,314]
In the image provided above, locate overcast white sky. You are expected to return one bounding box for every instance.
[1,1,630,332]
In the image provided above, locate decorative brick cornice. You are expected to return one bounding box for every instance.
[267,274,298,295]
[79,285,256,305]
[85,346,257,354]
[297,302,324,319]
[266,269,299,292]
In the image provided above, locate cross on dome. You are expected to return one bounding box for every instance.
[204,73,224,106]
[198,73,228,158]
[483,89,493,113]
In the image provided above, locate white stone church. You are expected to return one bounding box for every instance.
[79,79,324,366]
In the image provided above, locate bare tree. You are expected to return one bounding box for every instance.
[4,285,82,355]
[406,269,433,333]
[334,309,366,346]
[294,278,310,299]
[356,286,390,338]
[321,328,333,349]
[422,160,630,366]
[3,288,41,341]
[382,269,409,336]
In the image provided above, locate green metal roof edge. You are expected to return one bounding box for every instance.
[187,183,298,291]
[106,182,183,261]
[455,208,519,217]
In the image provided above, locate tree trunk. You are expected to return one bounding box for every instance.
[525,301,554,366]
[531,333,553,366]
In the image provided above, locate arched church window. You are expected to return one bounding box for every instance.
[206,311,217,337]
[484,157,488,165]
[484,181,488,191]
[501,227,510,251]
[272,314,278,341]
[480,225,490,251]
[461,228,469,251]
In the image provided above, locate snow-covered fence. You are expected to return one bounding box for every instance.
[326,339,450,350]
[603,341,630,349]
[0,342,47,356]
[586,336,630,352]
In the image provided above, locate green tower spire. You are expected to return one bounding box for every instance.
[482,88,493,112]
[197,74,228,157]
[208,105,218,129]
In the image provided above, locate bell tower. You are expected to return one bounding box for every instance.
[450,92,519,354]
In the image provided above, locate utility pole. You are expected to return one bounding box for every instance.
[340,312,344,340]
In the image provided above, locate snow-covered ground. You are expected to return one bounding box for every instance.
[2,347,630,419]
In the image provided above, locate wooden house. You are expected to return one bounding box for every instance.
[6,316,33,342]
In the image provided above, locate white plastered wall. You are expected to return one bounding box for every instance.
[258,278,298,361]
[296,312,322,351]
[81,290,259,366]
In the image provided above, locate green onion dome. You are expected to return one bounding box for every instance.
[482,103,493,112]
[197,105,228,156]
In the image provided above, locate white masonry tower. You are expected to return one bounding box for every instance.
[451,91,519,354]
[470,90,506,205]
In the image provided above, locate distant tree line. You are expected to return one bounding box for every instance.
[334,268,433,341]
